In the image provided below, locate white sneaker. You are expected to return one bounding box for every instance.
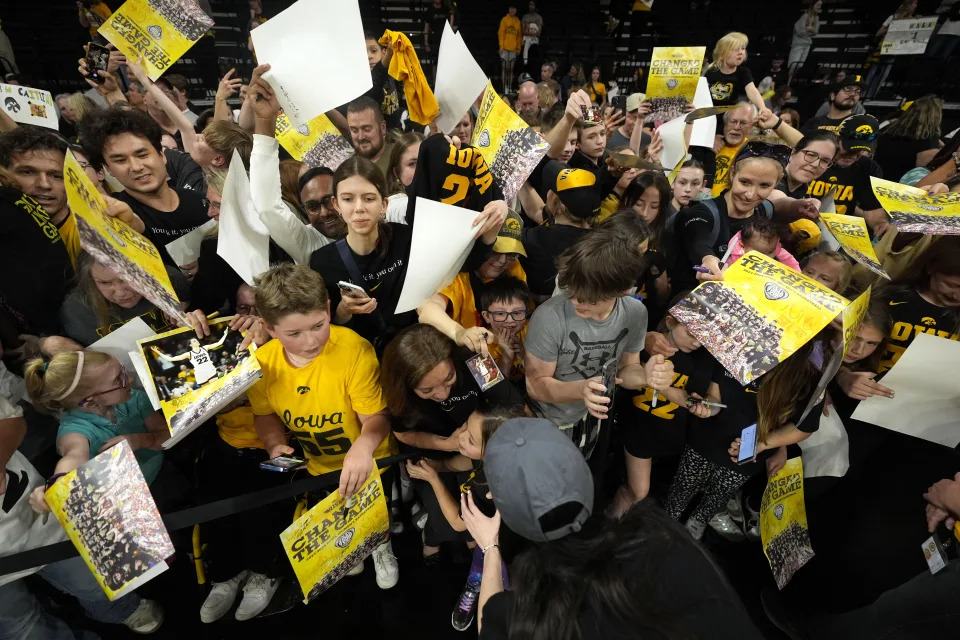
[684,518,706,541]
[726,493,745,524]
[200,570,247,623]
[708,513,747,541]
[124,598,163,634]
[347,561,364,576]
[372,540,399,589]
[234,573,280,621]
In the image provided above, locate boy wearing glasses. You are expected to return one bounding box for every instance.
[478,276,532,380]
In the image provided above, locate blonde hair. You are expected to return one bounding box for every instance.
[804,250,853,293]
[709,32,749,70]
[254,263,329,326]
[68,92,100,123]
[201,120,253,169]
[25,351,112,413]
[204,168,227,196]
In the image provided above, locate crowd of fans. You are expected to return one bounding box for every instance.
[1,0,959,639]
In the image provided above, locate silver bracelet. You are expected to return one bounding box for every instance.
[481,542,499,553]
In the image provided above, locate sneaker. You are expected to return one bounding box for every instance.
[372,540,399,589]
[235,573,280,621]
[451,580,480,631]
[684,518,706,541]
[411,502,429,530]
[708,513,746,541]
[744,502,761,541]
[124,598,164,634]
[347,561,364,576]
[726,493,745,524]
[200,570,248,623]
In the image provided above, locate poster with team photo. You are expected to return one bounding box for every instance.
[871,176,960,235]
[98,0,214,80]
[644,46,705,123]
[276,111,355,170]
[135,318,261,447]
[44,441,174,600]
[472,80,550,201]
[669,252,850,384]
[818,213,890,280]
[0,83,58,130]
[760,457,814,590]
[281,467,389,603]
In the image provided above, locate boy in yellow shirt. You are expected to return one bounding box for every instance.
[498,4,522,93]
[247,263,399,590]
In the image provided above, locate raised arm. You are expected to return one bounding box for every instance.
[214,68,242,122]
[758,108,803,147]
[544,90,591,160]
[417,293,493,356]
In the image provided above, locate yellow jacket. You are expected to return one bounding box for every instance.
[379,30,439,125]
[498,15,522,52]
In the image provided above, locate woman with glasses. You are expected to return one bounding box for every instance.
[773,131,840,198]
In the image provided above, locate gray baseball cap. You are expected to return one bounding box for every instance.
[484,418,594,543]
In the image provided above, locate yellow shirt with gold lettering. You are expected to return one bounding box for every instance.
[247,327,396,476]
[711,141,745,198]
[439,261,527,330]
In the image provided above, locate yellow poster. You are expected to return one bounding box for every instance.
[646,47,705,122]
[669,251,850,384]
[45,441,174,600]
[871,176,960,235]
[98,0,214,81]
[281,467,389,603]
[276,111,355,169]
[472,80,550,201]
[63,150,185,324]
[136,317,262,445]
[819,212,890,280]
[760,457,814,589]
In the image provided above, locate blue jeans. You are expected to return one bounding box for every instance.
[0,556,140,640]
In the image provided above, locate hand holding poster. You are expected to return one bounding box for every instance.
[818,213,890,279]
[135,318,262,447]
[216,150,270,286]
[760,457,814,590]
[63,150,186,325]
[281,467,389,602]
[276,112,354,170]
[645,47,705,123]
[0,84,58,130]
[98,0,214,81]
[45,441,174,600]
[472,80,550,201]
[880,16,938,55]
[871,176,960,235]
[669,251,850,384]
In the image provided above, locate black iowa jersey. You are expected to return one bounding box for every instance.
[879,288,960,373]
[805,157,883,216]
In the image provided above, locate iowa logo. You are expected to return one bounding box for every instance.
[504,216,521,231]
[296,386,310,394]
[773,504,785,520]
[710,82,733,102]
[921,317,937,326]
[666,78,679,90]
[335,528,356,549]
[476,129,491,147]
[855,124,874,135]
[763,282,788,301]
[147,25,163,39]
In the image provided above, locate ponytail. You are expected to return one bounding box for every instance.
[25,350,110,414]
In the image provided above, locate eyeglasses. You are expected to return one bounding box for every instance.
[798,149,834,169]
[838,86,862,95]
[727,118,754,130]
[733,141,793,169]
[79,364,127,405]
[486,309,528,322]
[236,303,258,316]
[303,195,335,213]
[491,252,520,264]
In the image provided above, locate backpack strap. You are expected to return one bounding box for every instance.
[701,197,723,253]
[335,239,387,332]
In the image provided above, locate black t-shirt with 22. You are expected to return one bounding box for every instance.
[804,156,883,216]
[115,187,210,266]
[704,65,754,107]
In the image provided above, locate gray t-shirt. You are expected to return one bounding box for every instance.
[607,128,651,152]
[524,295,647,426]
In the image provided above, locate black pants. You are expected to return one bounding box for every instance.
[198,436,295,582]
[415,471,470,547]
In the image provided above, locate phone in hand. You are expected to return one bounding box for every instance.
[337,281,368,298]
[612,94,627,115]
[85,42,111,84]
[737,423,758,464]
[217,56,234,80]
[260,455,307,472]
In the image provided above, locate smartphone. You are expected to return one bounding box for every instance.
[337,281,368,298]
[600,358,618,398]
[612,94,627,115]
[85,42,111,84]
[737,423,758,464]
[217,56,234,80]
[260,455,307,472]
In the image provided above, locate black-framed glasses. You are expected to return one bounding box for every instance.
[486,309,528,322]
[237,303,258,316]
[798,149,834,169]
[303,195,335,213]
[837,85,862,95]
[79,364,127,405]
[733,141,793,170]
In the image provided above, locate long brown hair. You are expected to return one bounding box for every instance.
[756,335,826,444]
[880,95,942,141]
[279,159,309,224]
[75,251,126,328]
[385,132,425,196]
[332,155,393,259]
[883,236,960,334]
[848,296,893,374]
[380,324,455,422]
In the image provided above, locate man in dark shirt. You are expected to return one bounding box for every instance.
[801,78,864,135]
[80,107,210,266]
[423,0,456,80]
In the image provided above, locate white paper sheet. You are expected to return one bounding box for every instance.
[87,318,156,385]
[798,409,850,479]
[434,23,488,135]
[1,83,58,130]
[166,219,217,267]
[129,350,161,410]
[689,77,716,149]
[217,150,270,286]
[851,332,960,448]
[657,114,688,172]
[394,197,482,314]
[250,0,371,129]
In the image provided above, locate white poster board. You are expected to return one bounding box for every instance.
[216,150,270,286]
[88,317,156,386]
[434,22,488,135]
[1,84,58,130]
[165,219,217,267]
[250,0,371,128]
[851,333,960,448]
[880,16,938,55]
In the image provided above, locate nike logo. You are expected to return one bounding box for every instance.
[369,282,382,292]
[2,469,29,513]
[745,388,758,394]
[889,301,907,306]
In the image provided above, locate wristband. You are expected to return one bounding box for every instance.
[773,116,783,131]
[952,152,960,174]
[481,542,499,553]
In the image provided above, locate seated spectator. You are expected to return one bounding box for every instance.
[875,95,944,184]
[712,103,757,197]
[802,77,864,135]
